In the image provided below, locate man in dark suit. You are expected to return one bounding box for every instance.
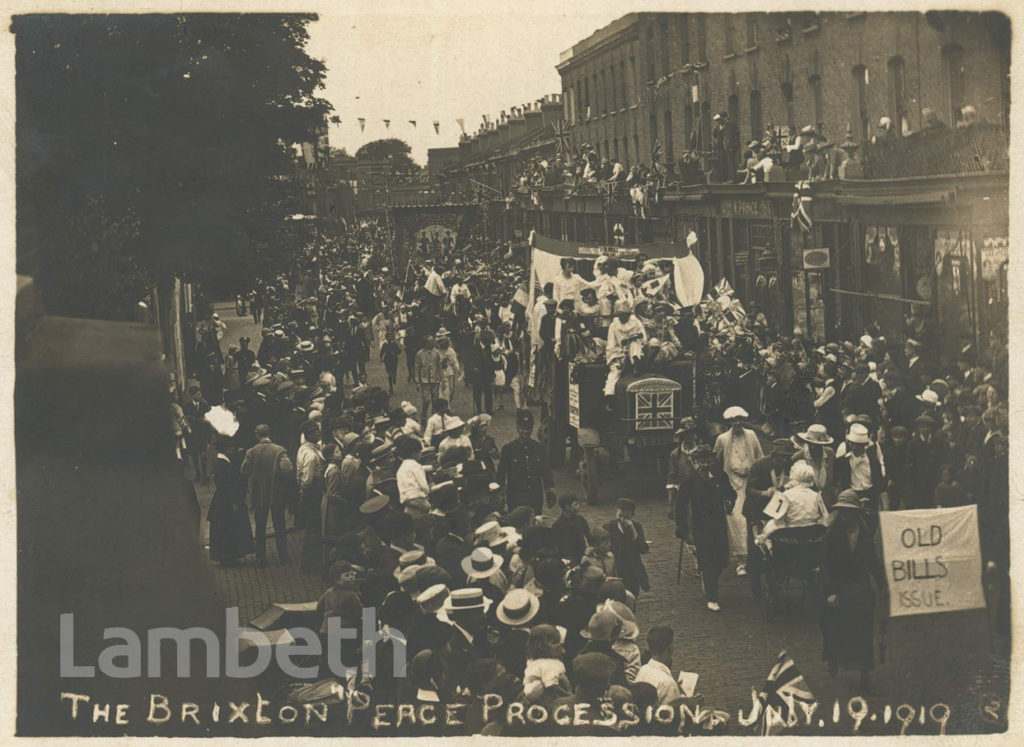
[181,385,211,483]
[905,414,948,509]
[744,438,795,593]
[495,409,555,513]
[240,423,294,567]
[841,362,882,423]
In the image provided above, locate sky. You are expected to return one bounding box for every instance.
[305,0,657,165]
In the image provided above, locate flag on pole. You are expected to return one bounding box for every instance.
[383,119,391,129]
[551,119,572,155]
[358,118,365,132]
[753,650,816,736]
[790,180,813,233]
[433,120,440,134]
[455,118,465,133]
[409,120,417,128]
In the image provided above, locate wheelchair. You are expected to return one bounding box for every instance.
[757,523,826,620]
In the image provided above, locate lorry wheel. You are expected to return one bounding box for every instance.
[580,446,600,505]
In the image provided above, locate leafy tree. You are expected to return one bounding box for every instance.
[14,14,334,319]
[355,138,421,182]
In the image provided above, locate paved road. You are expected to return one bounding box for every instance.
[194,300,1007,736]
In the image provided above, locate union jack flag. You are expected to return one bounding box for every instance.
[635,391,674,430]
[651,139,665,173]
[790,180,813,232]
[551,119,572,155]
[753,650,816,736]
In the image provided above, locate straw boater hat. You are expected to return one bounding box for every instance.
[417,584,449,613]
[435,327,451,339]
[444,587,489,613]
[916,389,941,406]
[393,549,436,580]
[798,424,834,445]
[496,588,541,627]
[461,547,504,580]
[474,521,502,546]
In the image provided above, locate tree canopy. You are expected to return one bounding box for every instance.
[354,138,421,182]
[15,13,334,318]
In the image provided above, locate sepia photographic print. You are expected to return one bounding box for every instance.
[9,0,1018,739]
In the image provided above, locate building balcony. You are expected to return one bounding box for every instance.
[857,122,1008,179]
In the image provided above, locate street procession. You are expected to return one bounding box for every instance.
[13,5,1012,741]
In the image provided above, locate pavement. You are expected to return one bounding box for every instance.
[191,299,1008,736]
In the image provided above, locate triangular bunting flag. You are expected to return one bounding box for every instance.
[409,120,417,128]
[433,120,440,134]
[358,118,365,132]
[456,118,465,133]
[383,119,390,129]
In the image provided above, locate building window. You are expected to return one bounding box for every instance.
[679,16,689,64]
[633,134,640,163]
[604,140,609,160]
[660,17,670,77]
[593,73,601,116]
[649,114,658,160]
[749,90,763,143]
[630,56,638,102]
[684,105,694,152]
[851,64,869,140]
[781,80,794,128]
[943,44,965,125]
[664,109,674,164]
[610,64,619,110]
[887,56,907,136]
[724,17,735,55]
[620,60,628,108]
[646,26,656,81]
[696,15,708,63]
[808,74,823,132]
[583,77,590,118]
[614,137,620,162]
[601,70,608,114]
[746,15,758,47]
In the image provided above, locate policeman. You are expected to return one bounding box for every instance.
[495,409,555,514]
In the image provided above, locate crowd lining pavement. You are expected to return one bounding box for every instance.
[190,300,1006,735]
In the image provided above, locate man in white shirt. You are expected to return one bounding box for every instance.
[424,261,447,299]
[552,258,586,304]
[634,625,684,706]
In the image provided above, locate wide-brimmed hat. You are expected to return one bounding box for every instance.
[461,547,504,580]
[401,400,418,417]
[493,525,521,549]
[496,588,540,627]
[435,327,451,339]
[833,489,865,512]
[797,424,833,445]
[723,406,749,421]
[613,300,633,315]
[442,415,466,433]
[397,564,426,588]
[359,491,391,515]
[916,389,941,406]
[369,439,394,464]
[444,587,488,613]
[297,340,315,353]
[846,423,870,444]
[600,600,639,640]
[580,610,622,642]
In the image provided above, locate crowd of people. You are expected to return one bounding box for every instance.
[170,211,1009,734]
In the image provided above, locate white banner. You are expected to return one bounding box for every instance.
[879,505,985,618]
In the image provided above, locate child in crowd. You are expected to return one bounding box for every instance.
[582,527,616,576]
[523,624,572,702]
